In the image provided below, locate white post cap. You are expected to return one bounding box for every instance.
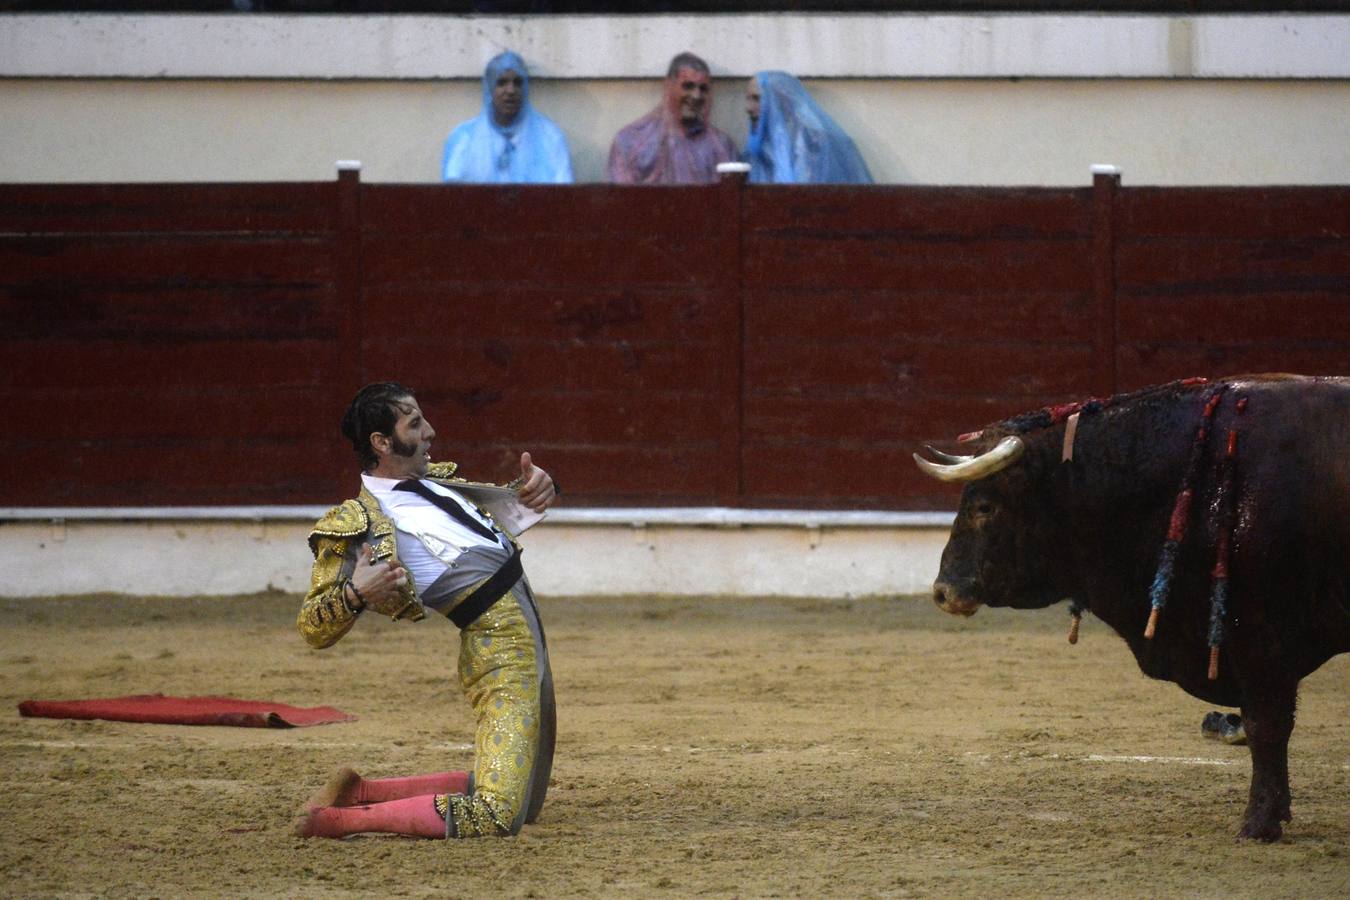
[1089,164,1120,175]
[336,160,363,171]
[716,162,751,174]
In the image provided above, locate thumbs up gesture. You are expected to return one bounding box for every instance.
[515,451,557,513]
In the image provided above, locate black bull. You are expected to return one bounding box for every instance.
[915,374,1349,842]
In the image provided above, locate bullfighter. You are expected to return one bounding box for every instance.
[293,381,558,839]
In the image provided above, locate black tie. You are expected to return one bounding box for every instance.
[393,479,498,543]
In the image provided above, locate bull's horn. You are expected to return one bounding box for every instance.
[913,435,1025,482]
[923,445,974,465]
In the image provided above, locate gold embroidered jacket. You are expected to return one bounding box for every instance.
[297,462,517,649]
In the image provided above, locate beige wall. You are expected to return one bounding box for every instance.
[3,76,1348,186]
[2,13,1347,186]
[0,516,951,599]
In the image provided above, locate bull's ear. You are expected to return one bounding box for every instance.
[913,436,1025,482]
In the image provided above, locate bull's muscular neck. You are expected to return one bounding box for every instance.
[1026,387,1216,657]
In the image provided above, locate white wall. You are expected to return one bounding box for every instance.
[1,13,1347,186]
[1,512,953,599]
[5,13,1347,79]
[4,76,1347,186]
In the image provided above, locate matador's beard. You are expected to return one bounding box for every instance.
[390,435,420,459]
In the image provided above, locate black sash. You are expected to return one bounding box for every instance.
[393,478,498,543]
[448,547,524,629]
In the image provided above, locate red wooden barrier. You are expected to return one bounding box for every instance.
[2,174,1346,510]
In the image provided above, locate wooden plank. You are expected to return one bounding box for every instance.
[745,339,1098,398]
[2,385,332,441]
[0,283,337,341]
[2,340,339,387]
[402,390,722,446]
[741,440,965,510]
[0,438,340,506]
[334,166,365,495]
[743,393,1080,445]
[0,183,336,234]
[360,284,724,341]
[360,233,720,289]
[0,234,335,284]
[712,172,745,503]
[361,184,724,237]
[743,236,1092,291]
[1091,169,1120,396]
[363,339,722,394]
[430,444,722,500]
[1118,293,1350,343]
[744,288,1091,342]
[743,186,1091,236]
[1115,237,1350,293]
[1117,346,1350,389]
[1118,187,1350,240]
[5,439,721,506]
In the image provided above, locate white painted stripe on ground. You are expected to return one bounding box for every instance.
[1084,754,1237,767]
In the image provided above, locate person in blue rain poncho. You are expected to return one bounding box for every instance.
[744,71,872,185]
[442,51,573,184]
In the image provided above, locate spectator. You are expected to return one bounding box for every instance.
[442,51,573,184]
[744,71,872,185]
[607,51,737,185]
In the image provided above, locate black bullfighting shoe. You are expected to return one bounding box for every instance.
[1201,711,1248,745]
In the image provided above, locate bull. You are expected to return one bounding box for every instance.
[914,374,1349,841]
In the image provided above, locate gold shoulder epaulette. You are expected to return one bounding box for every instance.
[308,499,370,555]
[426,461,460,479]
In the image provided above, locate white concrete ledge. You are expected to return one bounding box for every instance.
[0,507,953,598]
[0,506,955,528]
[2,14,1346,80]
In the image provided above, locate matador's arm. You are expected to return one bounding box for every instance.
[298,536,365,649]
[297,502,368,649]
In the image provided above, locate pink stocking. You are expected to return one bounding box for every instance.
[296,794,446,839]
[305,767,470,808]
[355,771,469,804]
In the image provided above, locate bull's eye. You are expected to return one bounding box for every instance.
[974,502,995,517]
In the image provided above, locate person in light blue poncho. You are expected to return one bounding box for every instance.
[442,51,573,184]
[744,71,872,185]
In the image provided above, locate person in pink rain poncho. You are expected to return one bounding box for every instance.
[606,51,738,185]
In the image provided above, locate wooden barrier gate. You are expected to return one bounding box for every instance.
[2,172,1346,509]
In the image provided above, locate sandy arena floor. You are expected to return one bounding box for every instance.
[1,592,1347,898]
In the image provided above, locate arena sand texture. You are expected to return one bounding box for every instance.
[1,593,1347,899]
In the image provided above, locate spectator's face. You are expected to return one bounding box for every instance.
[672,67,711,125]
[745,78,761,128]
[491,69,525,126]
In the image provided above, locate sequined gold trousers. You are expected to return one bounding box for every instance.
[435,580,555,838]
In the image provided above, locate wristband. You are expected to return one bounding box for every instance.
[343,581,367,614]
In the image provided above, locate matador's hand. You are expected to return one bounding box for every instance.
[349,542,416,618]
[516,451,557,513]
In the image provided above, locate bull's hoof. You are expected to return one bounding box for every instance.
[1201,711,1247,745]
[1237,805,1292,843]
[1237,819,1284,843]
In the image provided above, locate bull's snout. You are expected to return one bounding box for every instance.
[933,581,982,618]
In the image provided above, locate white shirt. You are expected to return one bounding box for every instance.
[361,473,505,592]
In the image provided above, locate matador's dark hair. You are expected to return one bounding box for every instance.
[666,51,710,79]
[340,381,416,472]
